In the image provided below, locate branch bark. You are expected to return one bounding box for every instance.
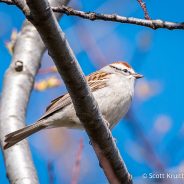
[52,6,184,30]
[0,0,70,184]
[1,0,184,30]
[0,0,12,4]
[11,0,133,183]
[136,0,151,20]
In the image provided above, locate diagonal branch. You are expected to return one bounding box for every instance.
[137,0,151,20]
[71,139,83,184]
[0,0,70,184]
[11,0,30,16]
[16,0,133,183]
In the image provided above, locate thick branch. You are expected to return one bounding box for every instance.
[0,0,70,184]
[21,0,132,183]
[0,20,41,184]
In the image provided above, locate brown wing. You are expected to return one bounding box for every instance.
[38,71,111,121]
[86,71,110,91]
[45,94,69,112]
[38,93,71,121]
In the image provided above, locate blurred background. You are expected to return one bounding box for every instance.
[0,0,184,183]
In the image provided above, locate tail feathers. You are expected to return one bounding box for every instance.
[4,122,46,149]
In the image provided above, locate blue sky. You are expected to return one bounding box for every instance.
[0,0,184,183]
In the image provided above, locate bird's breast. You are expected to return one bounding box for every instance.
[93,82,132,128]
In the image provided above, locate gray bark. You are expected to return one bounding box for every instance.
[0,0,70,184]
[52,5,184,30]
[25,0,132,183]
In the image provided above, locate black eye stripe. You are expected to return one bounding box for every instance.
[110,65,123,71]
[110,65,129,73]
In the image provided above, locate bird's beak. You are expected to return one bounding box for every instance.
[133,73,143,79]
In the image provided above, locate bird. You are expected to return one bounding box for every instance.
[4,61,143,149]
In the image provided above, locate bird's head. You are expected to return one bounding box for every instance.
[109,61,143,80]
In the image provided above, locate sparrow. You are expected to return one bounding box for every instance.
[4,61,143,149]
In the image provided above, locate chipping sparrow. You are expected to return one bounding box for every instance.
[4,61,143,149]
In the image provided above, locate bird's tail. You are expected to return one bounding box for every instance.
[4,121,46,149]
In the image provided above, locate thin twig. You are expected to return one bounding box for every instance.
[137,0,151,20]
[1,1,184,30]
[71,139,83,184]
[74,22,107,67]
[12,0,30,16]
[126,111,164,170]
[0,0,12,4]
[52,6,184,30]
[48,161,55,184]
[38,66,57,74]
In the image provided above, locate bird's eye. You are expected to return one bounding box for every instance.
[123,69,128,73]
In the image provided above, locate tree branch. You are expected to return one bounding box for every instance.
[14,0,133,183]
[0,0,13,5]
[137,0,151,20]
[0,0,70,184]
[52,5,184,30]
[71,139,83,184]
[12,0,30,16]
[1,0,184,30]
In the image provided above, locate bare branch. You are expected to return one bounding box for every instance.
[137,0,151,20]
[12,0,30,16]
[52,6,184,30]
[47,161,55,184]
[0,20,41,184]
[0,0,70,184]
[1,0,184,30]
[92,142,132,183]
[0,0,13,5]
[71,139,83,184]
[19,0,133,183]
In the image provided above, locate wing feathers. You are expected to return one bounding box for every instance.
[39,71,111,121]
